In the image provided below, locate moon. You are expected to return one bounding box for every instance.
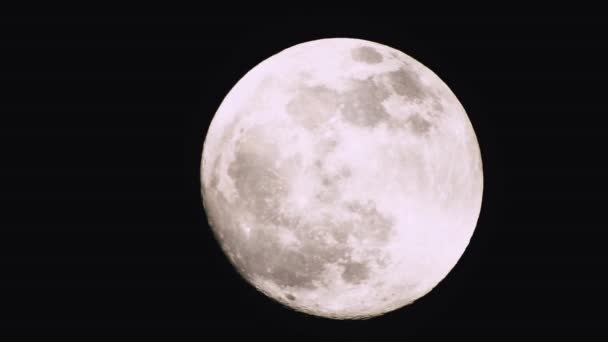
[201,38,483,319]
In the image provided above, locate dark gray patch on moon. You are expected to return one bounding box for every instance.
[340,166,352,178]
[286,294,296,301]
[387,68,428,102]
[205,115,243,190]
[321,176,331,187]
[351,46,383,64]
[341,261,370,284]
[340,77,391,128]
[208,155,221,189]
[227,141,286,224]
[287,85,339,130]
[314,159,323,169]
[318,164,351,189]
[432,97,444,113]
[408,113,432,134]
[345,200,394,243]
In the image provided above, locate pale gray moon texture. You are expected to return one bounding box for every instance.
[201,38,483,319]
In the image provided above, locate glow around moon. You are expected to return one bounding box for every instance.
[201,38,483,319]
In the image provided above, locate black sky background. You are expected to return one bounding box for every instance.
[0,16,606,336]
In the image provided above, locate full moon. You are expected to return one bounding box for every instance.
[201,38,483,319]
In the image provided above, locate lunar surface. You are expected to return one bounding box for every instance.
[201,38,483,319]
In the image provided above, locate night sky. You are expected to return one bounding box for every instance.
[0,16,606,337]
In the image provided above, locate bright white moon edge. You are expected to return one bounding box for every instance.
[201,38,483,319]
